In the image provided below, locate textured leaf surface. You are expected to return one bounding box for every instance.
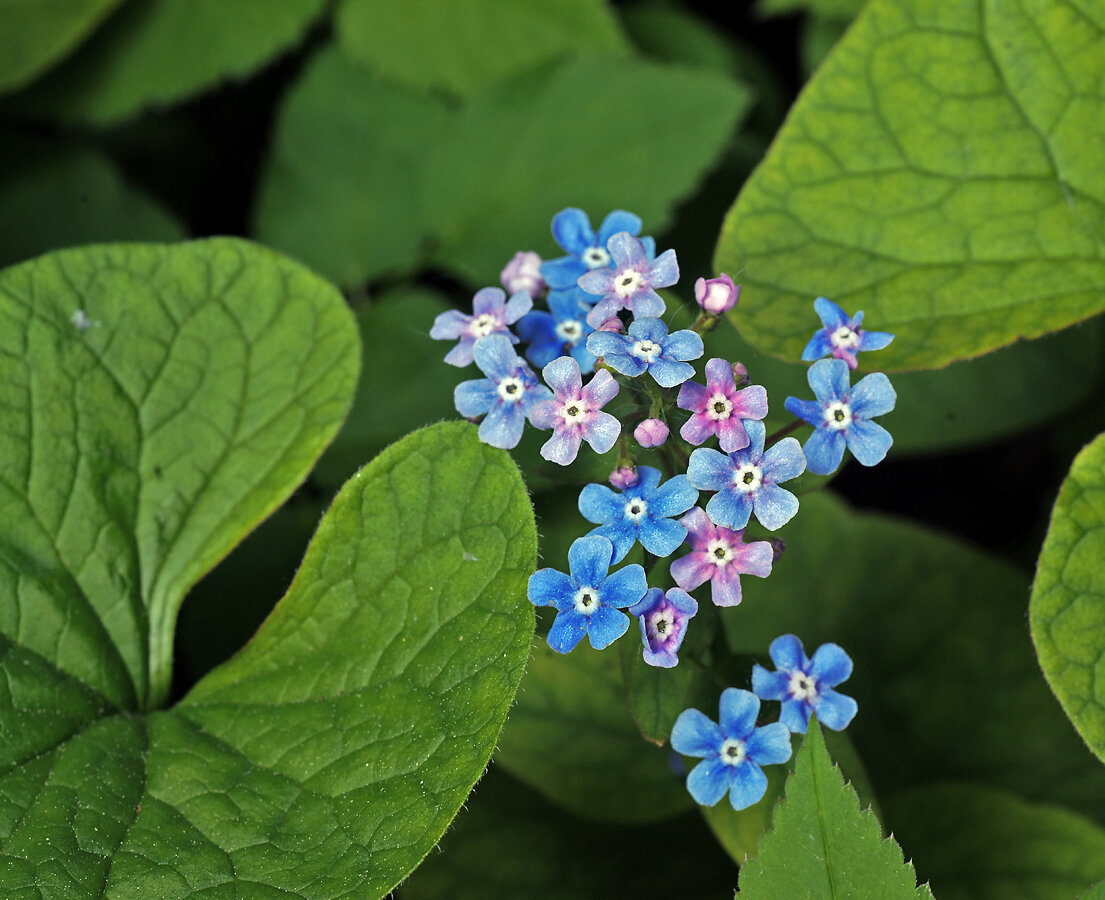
[336,0,628,98]
[13,0,328,124]
[738,723,932,899]
[1031,432,1105,762]
[887,783,1105,900]
[0,0,120,93]
[716,0,1105,370]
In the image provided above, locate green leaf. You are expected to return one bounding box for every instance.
[1031,432,1105,763]
[715,0,1105,370]
[11,0,328,124]
[336,0,629,98]
[887,783,1105,899]
[737,723,933,899]
[1084,883,1105,900]
[495,640,692,823]
[800,14,851,75]
[724,491,1105,823]
[758,0,865,17]
[0,0,120,94]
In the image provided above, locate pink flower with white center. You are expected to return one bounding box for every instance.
[694,274,741,315]
[578,232,678,329]
[430,286,533,367]
[628,587,698,668]
[501,251,545,296]
[529,356,621,466]
[677,358,769,453]
[669,507,773,607]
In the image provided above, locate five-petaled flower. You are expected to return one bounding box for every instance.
[628,587,697,668]
[678,358,768,453]
[516,286,596,373]
[430,286,532,367]
[784,358,896,475]
[669,507,773,607]
[670,688,792,810]
[802,297,893,371]
[687,421,805,531]
[527,535,648,653]
[579,233,678,328]
[587,317,703,388]
[529,356,620,466]
[540,208,648,291]
[454,335,551,449]
[751,634,858,733]
[578,465,698,564]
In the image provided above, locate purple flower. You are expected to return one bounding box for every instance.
[527,535,648,653]
[515,286,596,373]
[669,507,772,607]
[629,587,698,668]
[501,251,545,296]
[579,233,678,328]
[670,688,792,810]
[752,634,858,733]
[686,421,805,531]
[802,297,893,371]
[578,465,698,564]
[678,358,768,453]
[540,208,648,291]
[529,356,621,466]
[694,274,740,315]
[587,317,703,388]
[784,358,896,475]
[454,335,552,449]
[431,287,532,367]
[634,418,669,448]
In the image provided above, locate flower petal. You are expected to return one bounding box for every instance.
[750,665,790,701]
[715,419,752,454]
[628,586,665,618]
[629,291,666,319]
[686,757,731,807]
[746,722,793,766]
[528,399,559,430]
[627,316,668,343]
[727,760,768,811]
[478,401,524,449]
[586,605,630,649]
[607,231,647,268]
[503,289,534,323]
[551,207,595,255]
[541,355,582,398]
[780,698,813,733]
[581,410,621,454]
[849,371,896,418]
[802,330,833,361]
[709,566,743,607]
[718,687,760,739]
[803,427,846,476]
[547,609,587,653]
[706,489,753,531]
[585,330,626,360]
[859,329,894,351]
[472,287,506,316]
[590,521,637,565]
[809,642,854,686]
[677,377,711,413]
[671,708,725,758]
[430,309,469,340]
[597,210,642,245]
[600,563,648,608]
[670,551,714,593]
[540,427,582,465]
[578,482,621,525]
[769,635,807,670]
[807,358,850,403]
[649,358,696,388]
[752,483,800,530]
[647,248,679,289]
[568,534,613,586]
[813,296,849,329]
[845,418,893,467]
[581,367,620,407]
[687,448,734,491]
[650,474,699,518]
[813,689,859,731]
[680,413,717,447]
[527,567,575,608]
[637,515,687,558]
[454,379,497,418]
[761,437,806,484]
[540,255,587,290]
[784,395,822,427]
[662,329,704,362]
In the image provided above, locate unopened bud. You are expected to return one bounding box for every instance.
[769,538,786,563]
[597,316,624,333]
[634,418,669,448]
[609,466,640,489]
[500,251,545,296]
[694,273,740,315]
[732,361,750,387]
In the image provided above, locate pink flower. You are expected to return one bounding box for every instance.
[694,274,740,315]
[430,287,532,367]
[501,251,545,296]
[529,356,621,465]
[669,508,773,607]
[634,418,669,448]
[677,358,768,453]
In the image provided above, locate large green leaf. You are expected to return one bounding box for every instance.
[0,0,120,94]
[1031,432,1105,763]
[737,723,933,898]
[715,0,1105,370]
[336,0,628,98]
[11,0,328,124]
[887,783,1105,899]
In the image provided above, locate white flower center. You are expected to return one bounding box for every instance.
[707,538,734,567]
[648,607,676,641]
[614,269,644,299]
[560,399,588,425]
[707,393,732,421]
[719,738,746,767]
[733,463,762,493]
[582,246,611,269]
[497,376,525,403]
[574,587,599,616]
[830,326,860,350]
[788,670,818,701]
[823,401,852,430]
[556,320,583,344]
[470,313,499,337]
[624,498,648,523]
[631,339,661,363]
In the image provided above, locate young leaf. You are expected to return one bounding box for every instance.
[1031,432,1105,763]
[715,0,1105,370]
[737,723,933,899]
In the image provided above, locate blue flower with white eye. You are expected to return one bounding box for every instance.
[527,535,648,653]
[579,234,678,329]
[752,634,858,734]
[578,465,698,564]
[802,297,894,370]
[540,208,649,291]
[515,286,596,373]
[670,688,792,811]
[586,317,703,388]
[784,358,896,475]
[430,286,532,367]
[454,335,551,449]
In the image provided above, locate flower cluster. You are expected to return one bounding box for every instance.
[432,206,892,813]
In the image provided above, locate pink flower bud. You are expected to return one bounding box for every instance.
[609,466,640,489]
[597,316,624,333]
[500,251,544,296]
[694,273,740,315]
[732,361,750,387]
[634,418,669,448]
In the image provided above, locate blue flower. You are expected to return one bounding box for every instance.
[751,634,858,734]
[515,286,596,373]
[430,286,532,367]
[670,688,792,810]
[586,317,703,388]
[527,535,648,653]
[802,297,894,371]
[579,234,678,328]
[629,587,697,668]
[578,465,698,564]
[783,358,896,475]
[540,208,648,291]
[686,420,805,531]
[454,335,552,449]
